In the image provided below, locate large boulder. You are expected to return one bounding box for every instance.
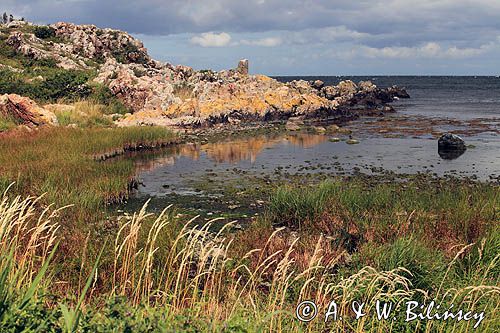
[438,133,466,159]
[0,94,58,127]
[438,133,466,150]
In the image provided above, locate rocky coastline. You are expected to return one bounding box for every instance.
[0,20,409,131]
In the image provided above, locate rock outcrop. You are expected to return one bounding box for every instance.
[0,94,58,127]
[0,21,410,128]
[237,59,249,76]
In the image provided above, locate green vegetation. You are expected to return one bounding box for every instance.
[110,37,147,64]
[0,68,93,102]
[32,26,55,39]
[0,33,127,111]
[267,179,498,249]
[0,114,17,131]
[51,100,128,128]
[0,127,177,222]
[0,181,497,332]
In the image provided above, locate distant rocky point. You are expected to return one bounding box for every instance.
[0,20,409,128]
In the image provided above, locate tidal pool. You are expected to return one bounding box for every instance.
[122,115,499,216]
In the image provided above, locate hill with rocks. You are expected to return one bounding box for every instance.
[0,19,409,129]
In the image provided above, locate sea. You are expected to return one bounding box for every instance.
[274,76,500,120]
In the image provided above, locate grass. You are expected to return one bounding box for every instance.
[49,100,119,128]
[0,114,17,131]
[0,126,177,226]
[266,179,499,253]
[0,189,497,332]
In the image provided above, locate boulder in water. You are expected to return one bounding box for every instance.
[438,133,466,159]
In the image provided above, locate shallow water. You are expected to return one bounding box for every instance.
[124,76,500,212]
[128,122,498,201]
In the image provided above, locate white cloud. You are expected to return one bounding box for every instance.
[239,37,282,47]
[190,32,231,47]
[287,26,370,45]
[343,42,494,59]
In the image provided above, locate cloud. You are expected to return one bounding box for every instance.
[3,0,500,74]
[239,37,282,47]
[287,26,370,45]
[329,41,496,60]
[190,32,231,47]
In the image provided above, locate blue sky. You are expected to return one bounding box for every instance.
[4,0,500,75]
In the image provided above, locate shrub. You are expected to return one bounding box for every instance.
[21,57,57,68]
[0,68,93,103]
[88,84,131,115]
[112,42,147,64]
[33,26,56,40]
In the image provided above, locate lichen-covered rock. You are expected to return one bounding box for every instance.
[0,21,408,128]
[321,85,340,99]
[359,81,377,92]
[162,75,337,124]
[6,30,90,70]
[94,58,179,112]
[51,22,151,64]
[337,80,358,96]
[0,94,58,126]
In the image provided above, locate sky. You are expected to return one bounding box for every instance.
[3,0,500,75]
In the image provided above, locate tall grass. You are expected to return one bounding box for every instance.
[0,126,178,288]
[48,100,130,128]
[267,179,499,253]
[0,189,497,331]
[0,127,177,218]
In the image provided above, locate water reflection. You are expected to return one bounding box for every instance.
[124,128,498,198]
[131,133,328,172]
[438,148,466,160]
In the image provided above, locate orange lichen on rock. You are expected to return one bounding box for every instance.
[0,94,58,127]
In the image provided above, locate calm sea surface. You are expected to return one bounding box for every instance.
[275,76,500,120]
